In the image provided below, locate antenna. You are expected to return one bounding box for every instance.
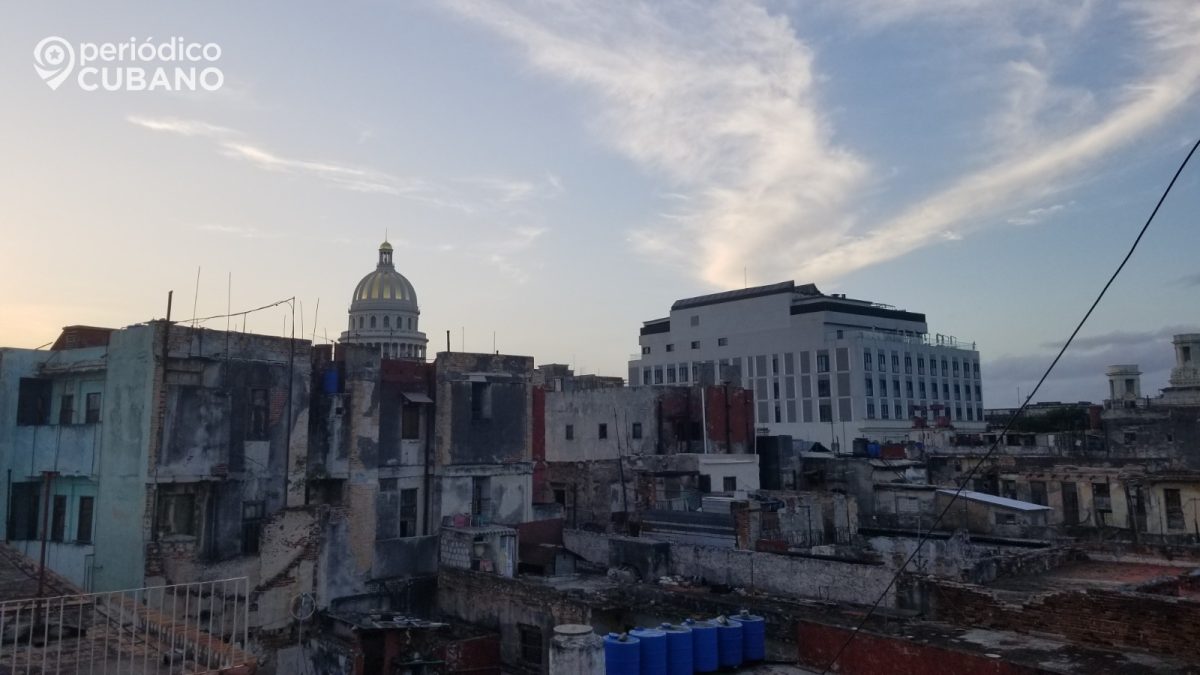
[312,298,320,343]
[190,266,201,328]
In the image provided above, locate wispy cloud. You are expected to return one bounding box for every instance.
[796,1,1200,279]
[443,0,867,289]
[1007,202,1068,227]
[195,223,282,239]
[127,115,547,213]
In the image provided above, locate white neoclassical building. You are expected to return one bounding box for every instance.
[340,241,429,359]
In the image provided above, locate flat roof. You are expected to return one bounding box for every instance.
[936,489,1051,511]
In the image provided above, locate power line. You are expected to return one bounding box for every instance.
[188,297,295,325]
[819,135,1200,674]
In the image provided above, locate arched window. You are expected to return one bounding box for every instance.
[407,317,413,330]
[358,316,364,329]
[370,315,377,329]
[383,315,390,328]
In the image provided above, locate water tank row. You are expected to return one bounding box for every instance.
[603,611,765,675]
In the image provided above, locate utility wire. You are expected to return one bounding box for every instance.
[187,297,295,325]
[820,136,1200,674]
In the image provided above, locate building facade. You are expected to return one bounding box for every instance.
[340,241,429,360]
[629,281,984,447]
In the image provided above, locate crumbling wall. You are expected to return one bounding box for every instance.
[924,577,1200,661]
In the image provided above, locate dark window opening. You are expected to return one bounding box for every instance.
[401,404,421,440]
[399,488,418,538]
[471,477,491,518]
[58,395,74,425]
[631,422,642,439]
[723,476,737,492]
[241,501,265,555]
[519,624,543,666]
[8,483,40,540]
[76,496,94,544]
[17,378,52,426]
[248,388,269,440]
[471,382,492,420]
[85,392,102,424]
[1093,482,1112,513]
[156,492,197,538]
[565,424,574,440]
[598,423,608,439]
[1030,481,1048,506]
[1165,489,1185,530]
[50,495,67,542]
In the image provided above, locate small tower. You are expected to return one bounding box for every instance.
[1105,364,1141,405]
[1169,334,1200,389]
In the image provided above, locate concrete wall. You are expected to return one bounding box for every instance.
[544,387,660,461]
[698,454,759,492]
[93,324,157,591]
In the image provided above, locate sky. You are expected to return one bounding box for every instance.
[1,1,1198,408]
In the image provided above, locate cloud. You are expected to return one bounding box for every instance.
[795,1,1200,279]
[447,1,1200,288]
[1007,202,1068,227]
[1175,272,1200,288]
[443,0,867,289]
[196,223,283,239]
[127,115,543,213]
[985,324,1196,404]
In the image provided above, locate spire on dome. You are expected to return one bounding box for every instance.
[378,240,393,267]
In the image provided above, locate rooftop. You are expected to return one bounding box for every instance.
[936,489,1051,511]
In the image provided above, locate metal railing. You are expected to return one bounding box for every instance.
[0,577,254,675]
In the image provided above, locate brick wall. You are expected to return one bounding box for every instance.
[925,578,1200,661]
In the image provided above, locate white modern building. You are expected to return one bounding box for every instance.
[340,240,429,359]
[628,281,985,447]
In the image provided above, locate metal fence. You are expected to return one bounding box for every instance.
[0,577,254,675]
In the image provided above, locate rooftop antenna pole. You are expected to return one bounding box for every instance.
[312,298,320,343]
[298,299,305,344]
[493,331,496,354]
[446,330,451,353]
[190,266,201,328]
[461,326,465,352]
[744,266,747,289]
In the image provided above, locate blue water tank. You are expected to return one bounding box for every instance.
[867,442,881,458]
[737,610,766,662]
[683,619,718,673]
[658,623,692,675]
[713,616,744,668]
[629,627,667,675]
[322,367,339,394]
[604,633,640,675]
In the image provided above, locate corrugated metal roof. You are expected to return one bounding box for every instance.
[936,489,1051,511]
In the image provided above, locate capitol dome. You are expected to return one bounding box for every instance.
[339,241,428,360]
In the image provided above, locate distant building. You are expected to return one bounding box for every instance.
[340,240,429,360]
[628,281,984,448]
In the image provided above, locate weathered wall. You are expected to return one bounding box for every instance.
[94,324,157,591]
[924,577,1200,662]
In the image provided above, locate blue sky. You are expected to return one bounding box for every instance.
[1,1,1197,407]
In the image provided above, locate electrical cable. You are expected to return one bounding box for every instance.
[188,297,295,325]
[819,136,1200,674]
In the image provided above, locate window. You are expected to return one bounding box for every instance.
[954,384,961,401]
[679,363,689,382]
[358,317,364,329]
[816,352,830,373]
[58,395,74,425]
[774,405,781,423]
[818,401,832,423]
[471,477,491,517]
[1183,346,1192,363]
[654,368,663,384]
[973,362,980,378]
[399,489,418,537]
[723,476,737,492]
[1030,481,1048,506]
[632,422,643,439]
[893,380,900,398]
[866,401,876,419]
[598,423,608,439]
[995,512,1017,525]
[666,366,676,384]
[76,496,94,544]
[8,483,40,540]
[642,369,651,385]
[917,357,925,374]
[880,402,890,419]
[894,402,903,419]
[16,378,52,426]
[666,344,675,352]
[641,346,650,355]
[248,388,269,440]
[864,351,872,371]
[370,315,377,328]
[718,337,728,346]
[905,380,914,398]
[877,351,887,372]
[242,501,265,555]
[879,379,888,397]
[519,624,543,668]
[1123,431,1137,443]
[953,360,960,376]
[85,392,102,424]
[942,383,950,399]
[1093,482,1112,513]
[565,424,574,440]
[941,359,949,376]
[817,377,830,398]
[395,403,419,441]
[864,378,874,396]
[50,495,67,542]
[919,382,927,398]
[690,341,700,350]
[904,355,912,374]
[1001,480,1017,500]
[156,492,196,538]
[383,315,390,328]
[1166,489,1185,530]
[891,353,899,371]
[471,382,492,420]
